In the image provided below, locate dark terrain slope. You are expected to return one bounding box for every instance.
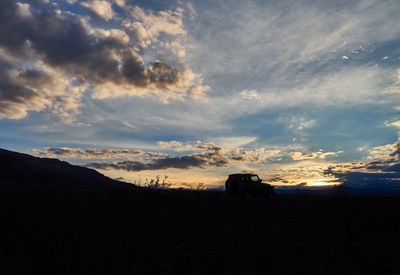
[0,148,129,188]
[1,149,400,274]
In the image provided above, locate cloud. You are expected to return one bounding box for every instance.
[384,69,400,94]
[183,0,400,137]
[186,2,197,20]
[291,150,341,161]
[390,141,400,159]
[0,0,206,121]
[385,120,400,127]
[325,140,400,189]
[259,160,342,186]
[367,142,398,161]
[31,147,168,159]
[157,140,223,152]
[287,116,317,131]
[326,163,400,189]
[16,2,32,18]
[86,155,212,171]
[229,148,281,162]
[0,60,49,119]
[201,65,393,133]
[85,150,229,171]
[159,140,341,164]
[123,121,135,130]
[114,0,125,7]
[190,84,210,99]
[37,140,296,172]
[191,0,400,77]
[157,140,282,163]
[240,89,262,101]
[213,136,257,148]
[81,0,115,20]
[32,142,232,171]
[0,51,83,122]
[128,6,186,49]
[35,140,345,175]
[266,176,289,184]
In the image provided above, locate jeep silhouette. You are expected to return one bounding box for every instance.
[225,173,275,197]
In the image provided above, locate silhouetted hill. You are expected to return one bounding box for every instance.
[0,148,131,188]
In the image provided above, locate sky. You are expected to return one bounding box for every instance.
[1,0,400,189]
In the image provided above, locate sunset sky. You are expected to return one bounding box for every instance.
[1,0,400,188]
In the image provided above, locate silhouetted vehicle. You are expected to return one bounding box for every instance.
[225,173,275,197]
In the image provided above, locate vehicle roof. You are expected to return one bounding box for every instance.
[228,173,258,177]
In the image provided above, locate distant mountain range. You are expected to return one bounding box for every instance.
[0,148,131,188]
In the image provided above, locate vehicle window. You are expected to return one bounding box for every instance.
[251,175,259,182]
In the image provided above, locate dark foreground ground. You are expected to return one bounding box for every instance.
[2,182,400,274]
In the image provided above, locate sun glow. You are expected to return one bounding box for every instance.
[307,179,341,187]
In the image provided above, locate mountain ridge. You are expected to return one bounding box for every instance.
[0,148,132,188]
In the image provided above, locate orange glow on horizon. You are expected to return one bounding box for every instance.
[306,179,341,187]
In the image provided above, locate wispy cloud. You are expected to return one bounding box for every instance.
[291,151,342,161]
[190,0,400,75]
[157,140,222,152]
[123,121,136,130]
[285,116,317,131]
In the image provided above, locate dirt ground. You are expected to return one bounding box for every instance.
[2,182,400,274]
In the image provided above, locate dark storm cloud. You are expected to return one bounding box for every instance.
[87,156,204,171]
[0,0,191,119]
[0,59,49,118]
[33,142,230,172]
[147,62,179,88]
[86,155,228,171]
[85,150,230,171]
[34,142,285,172]
[0,63,40,104]
[0,1,92,63]
[0,0,105,67]
[4,1,177,86]
[32,147,168,159]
